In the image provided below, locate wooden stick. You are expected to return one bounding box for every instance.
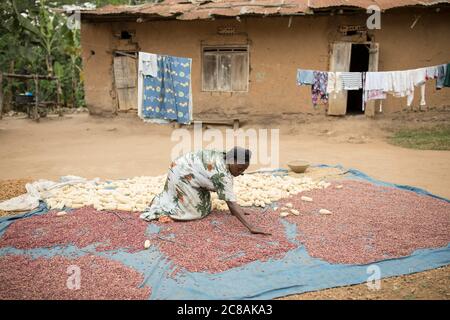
[109,211,125,222]
[0,73,3,120]
[219,252,243,261]
[2,73,57,80]
[155,235,187,247]
[114,51,137,59]
[33,75,39,122]
[56,78,63,117]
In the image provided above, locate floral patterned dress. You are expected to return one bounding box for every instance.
[311,71,329,106]
[140,150,236,221]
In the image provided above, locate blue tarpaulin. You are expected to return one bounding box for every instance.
[0,165,449,299]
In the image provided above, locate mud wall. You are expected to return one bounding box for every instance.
[80,7,450,116]
[80,22,117,115]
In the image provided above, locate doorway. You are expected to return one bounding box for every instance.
[327,41,379,116]
[113,51,138,111]
[346,44,369,114]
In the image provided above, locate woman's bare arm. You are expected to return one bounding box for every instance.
[226,201,271,235]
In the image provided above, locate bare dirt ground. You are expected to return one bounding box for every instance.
[0,109,449,299]
[1,109,450,198]
[279,266,450,300]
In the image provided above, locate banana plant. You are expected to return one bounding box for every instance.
[12,0,69,76]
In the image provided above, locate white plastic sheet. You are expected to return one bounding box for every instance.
[0,176,89,212]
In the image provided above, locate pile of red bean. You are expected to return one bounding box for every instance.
[274,180,450,264]
[1,179,448,278]
[152,208,296,273]
[0,254,151,299]
[0,207,149,252]
[0,205,296,274]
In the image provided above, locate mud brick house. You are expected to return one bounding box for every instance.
[80,0,450,118]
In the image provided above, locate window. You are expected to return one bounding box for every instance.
[120,30,132,39]
[202,46,249,92]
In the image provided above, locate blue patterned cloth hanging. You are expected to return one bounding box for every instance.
[142,55,191,124]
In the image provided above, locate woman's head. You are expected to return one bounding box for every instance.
[225,147,252,177]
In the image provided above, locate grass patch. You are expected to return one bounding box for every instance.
[389,125,450,150]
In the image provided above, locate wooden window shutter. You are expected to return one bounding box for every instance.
[218,53,232,91]
[203,53,218,91]
[202,47,249,92]
[231,53,248,91]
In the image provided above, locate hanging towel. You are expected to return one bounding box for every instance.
[366,90,386,101]
[326,72,343,95]
[411,68,427,86]
[142,55,192,124]
[363,89,386,112]
[341,72,363,90]
[140,52,158,77]
[391,70,412,95]
[391,70,415,106]
[364,72,388,111]
[326,72,335,94]
[297,69,315,86]
[365,71,393,92]
[366,71,415,107]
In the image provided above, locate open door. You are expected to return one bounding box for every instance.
[327,42,352,116]
[364,43,379,117]
[113,55,138,111]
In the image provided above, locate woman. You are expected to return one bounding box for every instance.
[140,147,270,235]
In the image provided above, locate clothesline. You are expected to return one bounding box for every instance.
[296,62,449,74]
[297,62,450,111]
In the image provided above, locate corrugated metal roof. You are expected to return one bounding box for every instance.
[81,0,450,20]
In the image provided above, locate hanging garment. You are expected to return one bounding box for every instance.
[341,72,363,90]
[297,69,315,85]
[406,68,428,107]
[366,90,386,101]
[365,70,414,106]
[364,71,392,111]
[436,64,447,89]
[326,72,335,94]
[391,70,415,106]
[361,72,366,111]
[411,68,427,86]
[362,90,386,112]
[391,70,412,95]
[365,71,393,92]
[142,55,192,124]
[419,83,426,108]
[401,68,431,107]
[311,71,328,106]
[426,65,439,80]
[444,63,450,87]
[140,52,158,77]
[326,72,343,96]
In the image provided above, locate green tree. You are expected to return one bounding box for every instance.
[1,0,165,114]
[12,0,70,76]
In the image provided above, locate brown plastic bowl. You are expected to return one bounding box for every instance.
[287,160,310,173]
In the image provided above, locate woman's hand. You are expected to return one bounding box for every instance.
[227,201,271,235]
[250,227,272,235]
